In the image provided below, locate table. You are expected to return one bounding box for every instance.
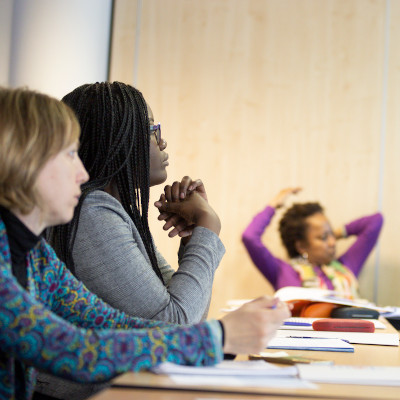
[88,319,400,400]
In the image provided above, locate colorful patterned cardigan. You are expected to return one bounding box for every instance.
[0,218,222,400]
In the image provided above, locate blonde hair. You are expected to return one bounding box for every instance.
[0,87,80,214]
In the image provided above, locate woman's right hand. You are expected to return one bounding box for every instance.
[220,296,291,354]
[156,176,215,238]
[155,191,221,235]
[269,187,302,209]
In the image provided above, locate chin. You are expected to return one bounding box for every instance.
[150,172,168,187]
[57,211,75,226]
[326,257,335,265]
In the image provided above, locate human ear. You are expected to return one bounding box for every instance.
[295,240,307,256]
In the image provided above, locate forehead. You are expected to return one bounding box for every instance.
[305,213,331,233]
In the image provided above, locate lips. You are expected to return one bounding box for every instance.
[162,154,169,166]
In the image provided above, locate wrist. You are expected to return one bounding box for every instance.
[197,209,221,235]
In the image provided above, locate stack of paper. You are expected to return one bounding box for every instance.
[151,360,315,389]
[152,360,297,377]
[298,364,400,386]
[267,337,354,352]
[275,329,399,346]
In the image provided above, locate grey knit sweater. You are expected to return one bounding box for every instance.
[71,190,225,323]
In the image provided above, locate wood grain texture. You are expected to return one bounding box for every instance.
[379,0,400,306]
[109,0,398,317]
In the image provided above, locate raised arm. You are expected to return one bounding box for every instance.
[242,206,282,287]
[72,191,224,325]
[242,188,302,288]
[337,212,384,277]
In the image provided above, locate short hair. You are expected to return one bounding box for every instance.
[0,87,80,214]
[278,202,324,258]
[48,82,164,282]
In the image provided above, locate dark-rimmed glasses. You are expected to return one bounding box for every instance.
[149,123,161,145]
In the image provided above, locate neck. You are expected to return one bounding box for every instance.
[11,208,45,236]
[104,181,121,202]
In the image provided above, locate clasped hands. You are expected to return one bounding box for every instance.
[154,176,221,237]
[155,178,292,353]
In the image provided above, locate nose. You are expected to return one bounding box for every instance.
[77,156,89,184]
[159,138,167,151]
[328,234,336,247]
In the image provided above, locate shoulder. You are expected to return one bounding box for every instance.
[75,191,145,247]
[34,238,61,266]
[80,190,132,226]
[83,190,125,212]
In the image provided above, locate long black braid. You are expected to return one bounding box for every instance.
[47,82,164,282]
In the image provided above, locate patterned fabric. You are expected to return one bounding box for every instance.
[0,218,222,400]
[291,259,359,298]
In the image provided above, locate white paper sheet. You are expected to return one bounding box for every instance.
[151,360,297,377]
[169,374,316,389]
[151,360,316,390]
[298,364,400,386]
[276,328,399,346]
[267,337,354,352]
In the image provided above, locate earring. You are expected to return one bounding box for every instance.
[302,252,308,260]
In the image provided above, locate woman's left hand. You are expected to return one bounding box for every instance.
[165,176,208,202]
[156,177,208,238]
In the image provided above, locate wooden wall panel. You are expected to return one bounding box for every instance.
[109,0,138,83]
[110,0,396,318]
[379,0,400,306]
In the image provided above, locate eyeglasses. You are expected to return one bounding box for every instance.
[149,123,161,145]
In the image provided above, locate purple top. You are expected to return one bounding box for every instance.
[242,206,383,290]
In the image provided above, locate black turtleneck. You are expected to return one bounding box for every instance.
[0,206,39,288]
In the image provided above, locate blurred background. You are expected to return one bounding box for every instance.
[1,0,399,318]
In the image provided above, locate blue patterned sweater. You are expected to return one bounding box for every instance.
[0,218,222,399]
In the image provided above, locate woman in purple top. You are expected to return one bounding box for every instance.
[242,188,383,298]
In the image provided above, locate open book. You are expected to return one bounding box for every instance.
[274,287,387,312]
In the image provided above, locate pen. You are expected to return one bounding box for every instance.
[283,322,312,326]
[287,336,350,343]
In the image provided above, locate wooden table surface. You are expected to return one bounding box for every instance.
[89,319,400,400]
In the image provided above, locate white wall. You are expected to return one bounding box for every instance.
[0,0,13,86]
[6,0,112,99]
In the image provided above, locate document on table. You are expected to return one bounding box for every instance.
[381,306,400,319]
[275,329,399,346]
[151,361,315,390]
[168,374,315,389]
[274,286,387,312]
[267,337,354,352]
[298,364,400,386]
[152,360,297,377]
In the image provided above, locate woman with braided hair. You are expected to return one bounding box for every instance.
[46,81,223,326]
[0,87,290,400]
[37,82,228,399]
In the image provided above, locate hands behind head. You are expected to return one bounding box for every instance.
[220,296,291,354]
[269,187,302,209]
[154,176,221,237]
